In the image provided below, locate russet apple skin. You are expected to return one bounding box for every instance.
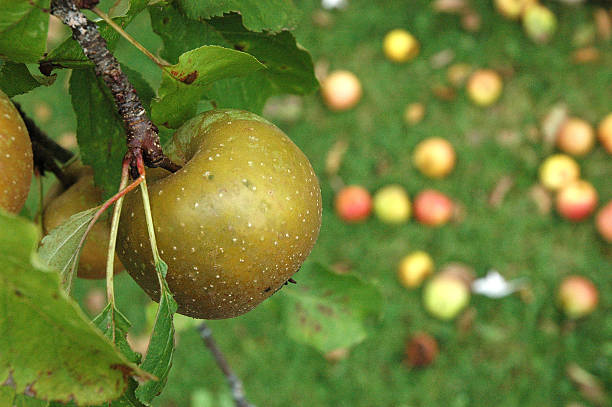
[117,110,322,319]
[0,89,33,214]
[43,163,124,279]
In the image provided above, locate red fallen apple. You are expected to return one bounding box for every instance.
[558,275,598,319]
[320,70,362,111]
[404,332,438,368]
[466,69,503,107]
[334,185,372,223]
[555,180,598,222]
[597,113,612,154]
[595,201,612,242]
[556,118,595,157]
[413,189,454,227]
[412,137,456,179]
[538,154,580,191]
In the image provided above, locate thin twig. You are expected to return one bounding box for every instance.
[197,322,255,407]
[92,7,169,68]
[50,0,180,177]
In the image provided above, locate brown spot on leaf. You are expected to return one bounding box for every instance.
[14,289,23,297]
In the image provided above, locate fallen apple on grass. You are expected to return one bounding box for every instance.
[383,29,420,63]
[597,113,612,154]
[558,275,598,319]
[538,154,580,191]
[397,251,434,289]
[423,273,470,320]
[413,189,454,227]
[334,185,372,223]
[373,185,411,224]
[556,118,595,157]
[320,70,363,111]
[595,201,612,242]
[555,180,598,222]
[466,69,503,107]
[413,137,456,179]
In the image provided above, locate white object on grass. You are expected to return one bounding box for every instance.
[472,270,526,298]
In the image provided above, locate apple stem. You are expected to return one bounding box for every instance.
[50,0,181,178]
[91,7,170,69]
[64,160,145,293]
[198,322,255,407]
[105,159,130,310]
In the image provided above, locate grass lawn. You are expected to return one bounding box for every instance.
[15,0,612,405]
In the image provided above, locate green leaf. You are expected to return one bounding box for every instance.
[0,210,151,405]
[151,45,264,128]
[38,207,98,290]
[13,395,48,407]
[43,0,148,69]
[0,386,15,406]
[176,0,299,33]
[93,304,142,365]
[69,68,125,199]
[280,262,384,354]
[0,60,55,97]
[0,0,50,63]
[205,15,318,113]
[149,7,317,116]
[135,260,178,405]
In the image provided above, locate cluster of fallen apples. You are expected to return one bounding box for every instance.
[320,19,602,367]
[1,88,322,320]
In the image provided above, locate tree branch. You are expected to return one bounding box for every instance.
[14,103,74,186]
[197,322,255,407]
[49,0,180,178]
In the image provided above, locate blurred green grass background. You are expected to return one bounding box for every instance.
[14,0,612,405]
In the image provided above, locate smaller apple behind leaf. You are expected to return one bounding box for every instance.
[334,185,372,223]
[413,137,456,179]
[595,201,612,242]
[373,185,411,224]
[397,251,434,289]
[413,189,454,227]
[555,180,598,222]
[556,118,595,157]
[320,70,362,111]
[383,29,420,63]
[557,275,598,319]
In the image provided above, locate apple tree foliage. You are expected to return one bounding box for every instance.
[0,0,383,405]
